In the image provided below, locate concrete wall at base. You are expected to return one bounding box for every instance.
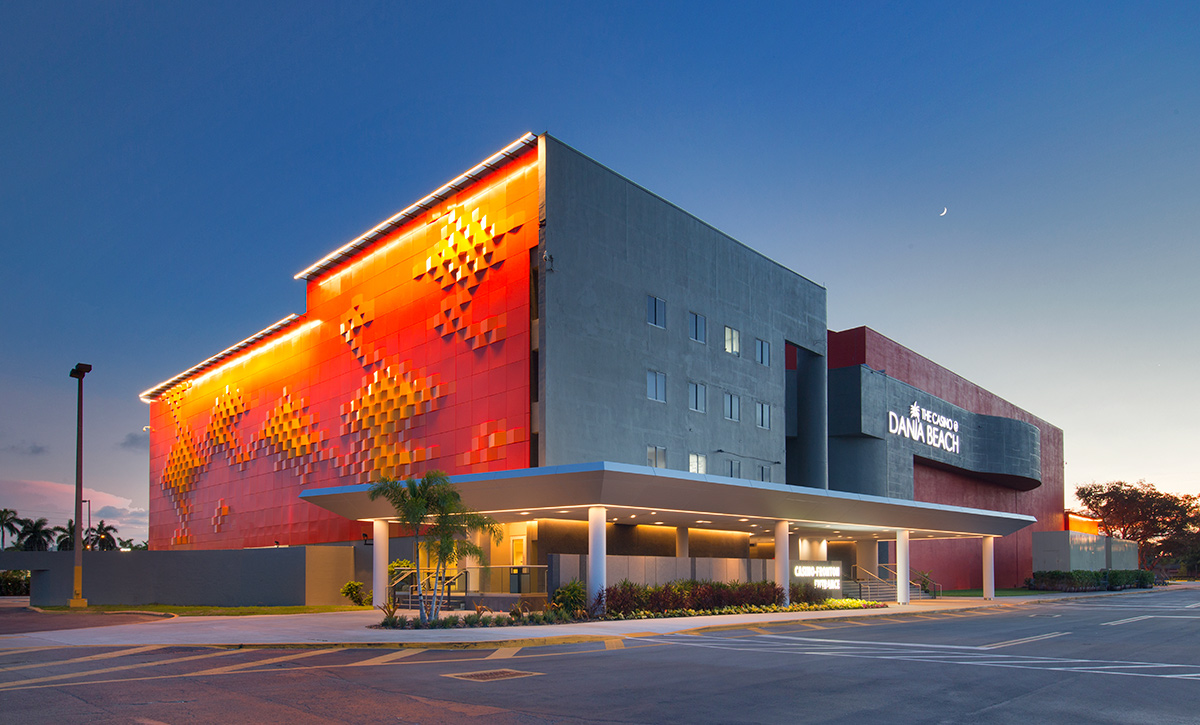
[0,547,355,607]
[1107,538,1138,570]
[1032,531,1138,572]
[547,553,773,595]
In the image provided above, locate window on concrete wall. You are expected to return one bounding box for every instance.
[727,459,741,478]
[723,392,740,421]
[646,295,666,328]
[647,445,666,468]
[688,381,706,413]
[647,370,666,402]
[724,326,740,356]
[756,339,770,366]
[758,464,770,482]
[755,401,770,429]
[689,312,707,344]
[689,453,707,474]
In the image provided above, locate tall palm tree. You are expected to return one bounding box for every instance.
[0,509,19,549]
[91,520,118,551]
[17,517,55,551]
[55,520,77,551]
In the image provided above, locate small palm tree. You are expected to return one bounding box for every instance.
[0,509,20,549]
[17,517,56,551]
[92,520,118,551]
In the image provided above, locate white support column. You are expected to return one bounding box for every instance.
[775,520,791,605]
[896,529,910,605]
[675,527,689,558]
[372,519,389,608]
[588,507,607,609]
[982,536,996,601]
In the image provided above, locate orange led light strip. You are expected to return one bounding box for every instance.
[139,315,317,402]
[293,132,538,282]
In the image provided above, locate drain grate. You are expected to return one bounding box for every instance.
[443,668,542,682]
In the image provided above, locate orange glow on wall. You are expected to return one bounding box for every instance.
[147,144,540,550]
[1065,511,1101,535]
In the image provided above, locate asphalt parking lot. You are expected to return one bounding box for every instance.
[3,587,1199,723]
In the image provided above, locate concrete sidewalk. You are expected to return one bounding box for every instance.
[0,587,1185,650]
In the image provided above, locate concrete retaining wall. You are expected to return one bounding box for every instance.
[0,547,355,607]
[1032,531,1139,572]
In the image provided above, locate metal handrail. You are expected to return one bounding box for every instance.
[852,565,891,586]
[878,564,942,598]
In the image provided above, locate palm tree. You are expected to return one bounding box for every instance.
[55,520,77,551]
[0,509,20,549]
[368,471,499,622]
[17,517,56,551]
[91,520,118,551]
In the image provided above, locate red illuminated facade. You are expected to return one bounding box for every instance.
[144,140,540,550]
[828,326,1066,589]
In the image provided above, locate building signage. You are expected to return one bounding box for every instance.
[888,401,960,454]
[790,560,842,597]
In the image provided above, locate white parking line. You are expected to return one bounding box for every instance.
[981,632,1070,649]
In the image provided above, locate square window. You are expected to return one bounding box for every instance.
[723,392,740,421]
[646,295,666,328]
[688,381,706,413]
[647,370,666,402]
[724,326,740,356]
[689,453,707,474]
[689,312,707,344]
[647,445,666,468]
[727,459,741,478]
[755,401,770,429]
[756,339,770,366]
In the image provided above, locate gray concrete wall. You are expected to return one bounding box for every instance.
[1033,531,1117,572]
[829,365,1042,499]
[539,135,828,487]
[0,547,356,606]
[548,553,772,595]
[1107,538,1139,570]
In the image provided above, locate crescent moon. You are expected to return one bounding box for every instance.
[939,207,947,216]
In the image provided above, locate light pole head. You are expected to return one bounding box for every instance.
[70,363,92,379]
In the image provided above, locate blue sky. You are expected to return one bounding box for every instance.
[2,1,1197,542]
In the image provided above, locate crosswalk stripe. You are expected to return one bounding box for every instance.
[604,639,625,650]
[0,648,238,689]
[0,645,166,673]
[348,649,426,667]
[187,649,332,676]
[485,647,521,660]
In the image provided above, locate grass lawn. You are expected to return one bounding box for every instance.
[940,588,1045,597]
[39,604,374,616]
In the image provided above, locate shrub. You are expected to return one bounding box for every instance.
[340,581,372,606]
[551,578,588,613]
[0,570,30,596]
[377,597,402,628]
[790,582,825,605]
[443,614,461,628]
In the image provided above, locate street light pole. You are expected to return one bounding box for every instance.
[69,362,92,608]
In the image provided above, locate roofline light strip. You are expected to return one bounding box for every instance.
[293,132,538,282]
[139,314,303,402]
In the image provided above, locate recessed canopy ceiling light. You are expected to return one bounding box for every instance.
[696,520,711,524]
[738,518,749,522]
[650,512,657,515]
[629,514,636,518]
[558,510,570,514]
[654,521,664,525]
[520,512,530,516]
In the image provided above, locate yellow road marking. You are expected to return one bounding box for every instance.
[188,649,331,676]
[348,649,426,667]
[0,648,237,689]
[604,639,624,650]
[484,647,521,660]
[748,627,770,635]
[0,645,166,673]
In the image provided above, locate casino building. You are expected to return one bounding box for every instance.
[141,133,1064,606]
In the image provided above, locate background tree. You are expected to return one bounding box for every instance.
[17,517,56,551]
[91,520,118,551]
[0,508,20,549]
[54,520,76,551]
[1075,480,1199,570]
[369,471,500,623]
